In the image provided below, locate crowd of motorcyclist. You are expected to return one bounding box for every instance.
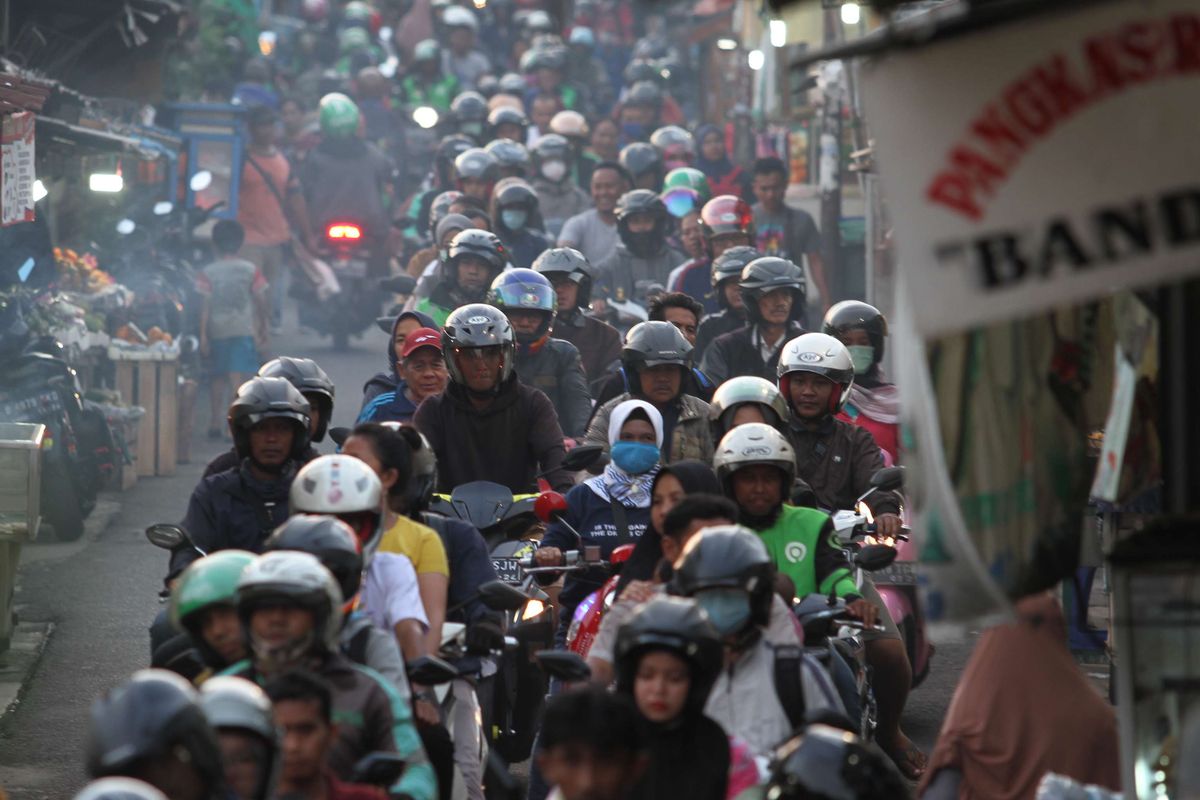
[73,1,1024,799]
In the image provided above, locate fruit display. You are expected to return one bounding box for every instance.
[54,248,116,293]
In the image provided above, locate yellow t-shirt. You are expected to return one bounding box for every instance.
[378,516,449,577]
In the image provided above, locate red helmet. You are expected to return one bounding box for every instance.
[699,195,754,241]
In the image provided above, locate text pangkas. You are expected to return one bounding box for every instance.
[926,13,1200,222]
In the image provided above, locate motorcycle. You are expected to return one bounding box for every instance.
[295,220,381,350]
[829,466,934,688]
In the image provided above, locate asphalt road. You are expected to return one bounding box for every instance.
[0,315,975,797]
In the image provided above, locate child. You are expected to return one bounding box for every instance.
[196,219,268,438]
[538,688,647,800]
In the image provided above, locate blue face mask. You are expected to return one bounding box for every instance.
[501,208,528,231]
[610,440,659,474]
[696,589,752,636]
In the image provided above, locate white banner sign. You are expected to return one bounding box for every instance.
[861,0,1200,337]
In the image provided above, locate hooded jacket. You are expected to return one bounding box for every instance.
[413,374,572,494]
[630,713,730,800]
[359,310,438,421]
[585,392,714,466]
[552,310,623,381]
[513,337,592,438]
[701,321,806,386]
[594,242,686,307]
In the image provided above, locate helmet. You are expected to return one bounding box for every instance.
[650,125,695,166]
[619,142,664,183]
[435,134,475,186]
[442,5,479,30]
[487,268,556,345]
[777,332,855,414]
[301,0,329,22]
[521,45,566,74]
[169,550,257,666]
[670,524,774,632]
[739,256,806,325]
[661,167,711,218]
[549,110,589,140]
[615,189,668,258]
[489,106,529,139]
[227,377,311,461]
[318,92,361,140]
[445,229,507,290]
[412,38,440,63]
[237,551,344,655]
[493,177,539,212]
[379,424,437,513]
[86,670,224,798]
[711,246,760,290]
[442,303,517,386]
[614,596,723,716]
[451,91,488,140]
[498,72,527,96]
[198,677,276,800]
[822,300,888,366]
[289,455,383,557]
[337,26,371,55]
[521,9,555,35]
[766,724,907,799]
[532,247,593,308]
[700,195,754,241]
[485,139,530,176]
[454,147,499,182]
[257,357,334,442]
[74,777,169,800]
[625,80,663,109]
[569,26,595,48]
[343,1,375,25]
[708,377,790,440]
[621,320,692,395]
[428,189,463,235]
[264,515,363,605]
[713,422,797,495]
[532,133,572,167]
[477,73,498,98]
[623,59,660,86]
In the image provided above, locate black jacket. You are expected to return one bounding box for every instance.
[514,338,592,439]
[700,321,805,385]
[552,310,623,382]
[590,365,715,411]
[203,445,320,479]
[787,415,900,515]
[413,375,572,494]
[693,307,746,363]
[630,714,730,800]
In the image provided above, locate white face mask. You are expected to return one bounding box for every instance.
[540,160,567,182]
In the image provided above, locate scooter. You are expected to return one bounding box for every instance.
[295,220,381,350]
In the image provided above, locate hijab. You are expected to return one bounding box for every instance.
[694,123,734,182]
[385,309,437,372]
[585,399,664,508]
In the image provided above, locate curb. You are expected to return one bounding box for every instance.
[0,620,53,722]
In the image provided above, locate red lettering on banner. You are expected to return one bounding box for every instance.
[970,104,1028,168]
[1004,78,1056,136]
[1119,22,1165,82]
[927,173,984,221]
[1084,37,1128,96]
[1172,14,1200,72]
[1030,55,1090,117]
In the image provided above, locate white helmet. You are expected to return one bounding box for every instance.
[290,455,383,557]
[443,5,479,30]
[777,332,855,414]
[74,778,168,800]
[712,422,796,491]
[237,551,344,654]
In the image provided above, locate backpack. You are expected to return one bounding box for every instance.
[772,643,808,732]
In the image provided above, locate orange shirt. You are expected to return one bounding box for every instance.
[238,150,293,246]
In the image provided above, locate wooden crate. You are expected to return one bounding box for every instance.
[112,356,178,477]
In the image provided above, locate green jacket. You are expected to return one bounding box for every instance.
[414,295,452,327]
[755,504,859,599]
[402,75,460,112]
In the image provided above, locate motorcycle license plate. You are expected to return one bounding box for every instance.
[333,258,368,278]
[492,557,524,584]
[873,563,918,586]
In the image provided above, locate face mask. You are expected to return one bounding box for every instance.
[540,160,567,182]
[696,589,752,636]
[847,345,875,375]
[501,208,528,231]
[623,229,661,258]
[621,122,647,142]
[610,440,659,474]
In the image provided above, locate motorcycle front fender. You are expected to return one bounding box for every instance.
[876,584,914,629]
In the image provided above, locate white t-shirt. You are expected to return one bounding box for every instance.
[360,551,429,631]
[558,208,619,268]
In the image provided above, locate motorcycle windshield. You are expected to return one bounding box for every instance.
[448,481,516,529]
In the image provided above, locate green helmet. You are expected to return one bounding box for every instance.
[338,26,371,54]
[319,92,361,139]
[170,550,257,634]
[661,167,711,218]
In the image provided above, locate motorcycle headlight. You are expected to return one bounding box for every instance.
[521,599,545,621]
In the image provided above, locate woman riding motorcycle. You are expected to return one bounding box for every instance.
[822,300,901,464]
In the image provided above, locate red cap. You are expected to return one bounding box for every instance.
[400,327,443,359]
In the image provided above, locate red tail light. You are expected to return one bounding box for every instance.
[326,223,362,240]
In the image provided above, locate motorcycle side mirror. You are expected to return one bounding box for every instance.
[379,275,416,295]
[478,580,530,612]
[406,655,458,686]
[534,491,569,524]
[869,466,905,493]
[145,523,190,550]
[116,219,136,235]
[535,650,592,682]
[153,201,174,216]
[375,315,397,333]
[328,427,351,447]
[855,544,898,572]
[560,444,604,472]
[189,170,213,192]
[350,752,406,787]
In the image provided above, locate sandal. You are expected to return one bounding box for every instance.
[884,741,927,780]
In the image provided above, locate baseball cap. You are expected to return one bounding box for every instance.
[401,327,443,360]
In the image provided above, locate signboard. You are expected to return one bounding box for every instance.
[861,1,1200,338]
[1,112,35,226]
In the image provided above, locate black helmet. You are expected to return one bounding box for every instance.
[493,177,539,211]
[532,133,572,166]
[87,669,225,799]
[445,228,508,292]
[614,596,723,717]
[451,91,488,141]
[622,320,692,396]
[670,524,774,632]
[455,147,499,185]
[227,376,312,461]
[532,247,593,309]
[394,425,438,513]
[498,72,527,96]
[476,73,499,98]
[257,357,334,442]
[488,106,529,139]
[625,80,662,109]
[711,246,760,288]
[198,677,277,800]
[623,59,660,86]
[435,135,475,186]
[739,256,806,325]
[264,515,363,603]
[615,189,668,258]
[428,189,464,236]
[649,125,695,164]
[619,142,664,183]
[766,724,907,799]
[822,300,888,365]
[485,138,531,177]
[442,303,517,387]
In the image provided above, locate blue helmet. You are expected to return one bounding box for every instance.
[487,268,557,345]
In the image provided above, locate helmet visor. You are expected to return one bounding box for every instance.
[662,187,701,219]
[492,282,555,312]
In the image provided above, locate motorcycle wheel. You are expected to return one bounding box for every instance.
[42,461,85,541]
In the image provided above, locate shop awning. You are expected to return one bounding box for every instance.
[35,116,162,159]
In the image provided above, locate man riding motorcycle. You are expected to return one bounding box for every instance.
[415,228,508,326]
[169,551,258,676]
[670,195,755,315]
[531,247,622,383]
[693,246,758,362]
[530,133,592,238]
[594,190,683,323]
[401,39,460,113]
[199,676,278,800]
